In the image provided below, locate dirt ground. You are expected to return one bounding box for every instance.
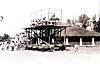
[0,46,100,64]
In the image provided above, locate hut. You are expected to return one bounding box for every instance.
[60,26,100,46]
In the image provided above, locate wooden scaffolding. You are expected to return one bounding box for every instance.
[24,8,67,45]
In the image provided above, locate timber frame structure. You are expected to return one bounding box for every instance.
[24,8,67,45]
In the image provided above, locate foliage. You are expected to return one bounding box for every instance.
[67,19,71,24]
[79,14,90,24]
[92,15,96,21]
[78,14,90,29]
[94,18,100,32]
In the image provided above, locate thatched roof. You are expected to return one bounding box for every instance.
[61,26,100,37]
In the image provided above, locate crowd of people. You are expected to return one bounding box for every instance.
[0,37,79,52]
[0,40,20,51]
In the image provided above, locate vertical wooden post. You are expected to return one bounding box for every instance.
[49,29,51,44]
[64,27,66,45]
[38,37,40,45]
[54,28,55,43]
[25,29,27,39]
[80,37,82,46]
[92,37,95,46]
[48,8,50,21]
[64,36,66,44]
[61,9,62,21]
[41,10,42,20]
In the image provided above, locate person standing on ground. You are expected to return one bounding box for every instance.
[74,44,79,52]
[10,41,15,51]
[2,42,5,51]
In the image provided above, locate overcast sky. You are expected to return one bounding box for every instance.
[0,0,99,37]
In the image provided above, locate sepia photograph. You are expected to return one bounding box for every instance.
[0,0,100,64]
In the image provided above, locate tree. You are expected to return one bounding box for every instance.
[66,19,72,26]
[92,14,96,24]
[94,19,100,32]
[92,15,96,21]
[71,18,78,25]
[67,19,71,24]
[78,14,90,29]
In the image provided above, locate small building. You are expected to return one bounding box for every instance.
[60,26,100,46]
